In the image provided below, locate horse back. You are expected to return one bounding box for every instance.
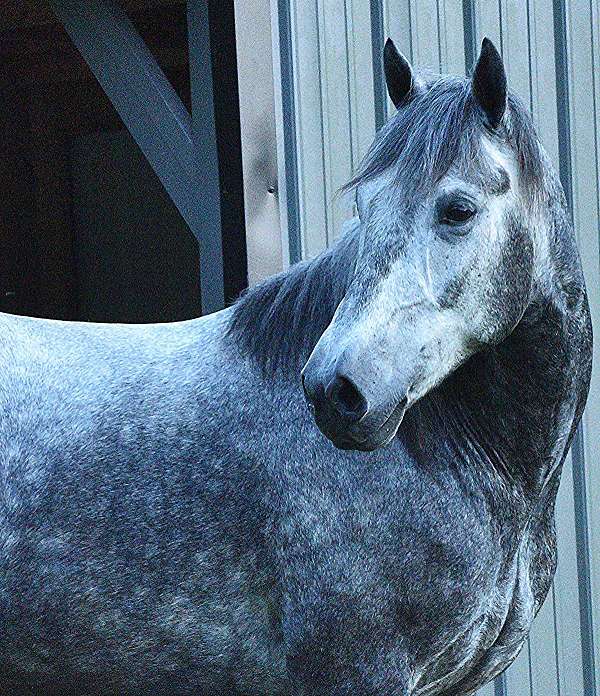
[0,310,286,695]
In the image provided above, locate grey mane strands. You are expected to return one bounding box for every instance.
[227,230,359,374]
[344,78,478,196]
[344,78,544,198]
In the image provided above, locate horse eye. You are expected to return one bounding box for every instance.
[440,203,476,226]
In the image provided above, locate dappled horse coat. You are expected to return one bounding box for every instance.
[0,38,592,696]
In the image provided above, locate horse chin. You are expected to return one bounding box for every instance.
[325,397,409,452]
[332,431,397,452]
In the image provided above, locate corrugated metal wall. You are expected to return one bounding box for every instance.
[267,0,600,693]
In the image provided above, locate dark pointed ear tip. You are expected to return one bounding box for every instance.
[384,37,397,55]
[473,36,506,80]
[384,39,410,67]
[472,36,507,129]
[478,37,502,62]
[384,38,413,108]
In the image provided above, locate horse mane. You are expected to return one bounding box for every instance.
[226,225,359,374]
[228,77,546,375]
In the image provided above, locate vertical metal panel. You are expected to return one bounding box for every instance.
[315,0,354,244]
[554,451,588,696]
[371,0,387,130]
[529,0,560,165]
[473,0,501,51]
[234,0,284,285]
[385,0,466,75]
[288,0,328,258]
[498,0,531,106]
[478,681,496,696]
[501,642,529,696]
[409,0,442,70]
[528,591,560,696]
[318,0,356,242]
[348,0,378,163]
[438,0,467,74]
[590,0,600,678]
[274,0,303,264]
[286,0,376,259]
[383,0,465,115]
[384,0,413,60]
[560,0,600,692]
[382,0,412,117]
[463,0,478,72]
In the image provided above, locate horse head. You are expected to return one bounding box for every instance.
[302,39,546,451]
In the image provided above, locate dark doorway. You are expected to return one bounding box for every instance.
[0,0,247,323]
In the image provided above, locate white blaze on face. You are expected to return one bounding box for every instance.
[481,135,518,179]
[341,251,470,410]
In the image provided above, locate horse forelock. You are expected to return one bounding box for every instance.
[344,75,545,202]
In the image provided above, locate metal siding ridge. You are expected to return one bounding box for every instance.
[553,0,597,694]
[462,0,477,73]
[495,672,508,696]
[436,0,443,72]
[526,0,535,115]
[347,0,377,162]
[314,0,329,249]
[572,428,597,696]
[436,1,466,79]
[554,451,587,696]
[343,0,355,173]
[371,0,387,131]
[277,0,303,264]
[553,0,573,207]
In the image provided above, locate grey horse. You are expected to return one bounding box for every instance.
[0,38,592,695]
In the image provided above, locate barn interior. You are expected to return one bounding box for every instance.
[0,0,246,323]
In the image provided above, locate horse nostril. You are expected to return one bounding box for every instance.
[328,375,368,422]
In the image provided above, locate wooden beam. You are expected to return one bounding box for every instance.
[47,0,225,313]
[187,0,224,312]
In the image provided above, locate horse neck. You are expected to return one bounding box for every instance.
[434,208,592,492]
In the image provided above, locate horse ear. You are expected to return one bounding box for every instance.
[384,38,414,108]
[471,37,507,129]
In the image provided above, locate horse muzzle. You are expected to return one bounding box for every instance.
[301,366,409,451]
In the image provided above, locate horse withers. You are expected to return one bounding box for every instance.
[0,39,592,695]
